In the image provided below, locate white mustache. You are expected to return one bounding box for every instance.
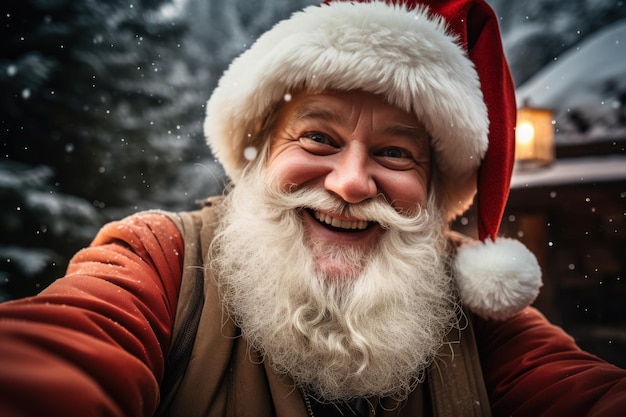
[262,185,432,234]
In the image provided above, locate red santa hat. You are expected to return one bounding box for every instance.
[204,0,542,320]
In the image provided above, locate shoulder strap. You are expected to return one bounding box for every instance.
[155,197,224,417]
[427,312,492,417]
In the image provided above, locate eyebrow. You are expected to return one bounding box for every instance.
[383,123,429,140]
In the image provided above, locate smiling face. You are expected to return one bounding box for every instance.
[266,90,432,278]
[213,110,455,399]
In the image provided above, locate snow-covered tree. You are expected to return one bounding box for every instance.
[0,0,318,299]
[0,0,205,299]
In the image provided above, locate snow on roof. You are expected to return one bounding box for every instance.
[511,155,626,189]
[511,20,626,188]
[515,20,626,110]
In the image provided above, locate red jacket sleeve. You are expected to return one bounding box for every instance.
[475,306,626,417]
[0,212,184,417]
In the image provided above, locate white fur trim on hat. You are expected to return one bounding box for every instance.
[454,237,543,320]
[204,1,488,219]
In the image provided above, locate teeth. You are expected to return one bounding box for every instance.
[314,211,369,230]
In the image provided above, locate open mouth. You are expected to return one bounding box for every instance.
[307,209,375,232]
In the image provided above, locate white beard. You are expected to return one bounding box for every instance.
[210,171,459,402]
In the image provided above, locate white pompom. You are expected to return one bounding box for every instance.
[454,237,543,320]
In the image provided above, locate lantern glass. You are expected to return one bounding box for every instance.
[515,106,555,171]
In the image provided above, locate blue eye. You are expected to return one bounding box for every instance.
[308,132,330,144]
[381,147,407,158]
[300,132,336,147]
[298,131,338,155]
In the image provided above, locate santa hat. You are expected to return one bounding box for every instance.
[204,0,542,320]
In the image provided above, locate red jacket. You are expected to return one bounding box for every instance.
[0,211,624,416]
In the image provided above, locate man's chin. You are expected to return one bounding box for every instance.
[314,258,363,283]
[309,243,371,284]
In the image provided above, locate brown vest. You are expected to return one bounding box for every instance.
[155,197,491,417]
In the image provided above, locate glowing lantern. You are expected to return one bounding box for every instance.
[515,103,555,170]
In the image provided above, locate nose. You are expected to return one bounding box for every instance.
[324,144,378,204]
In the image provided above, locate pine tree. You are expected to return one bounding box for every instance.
[0,0,207,299]
[1,0,206,213]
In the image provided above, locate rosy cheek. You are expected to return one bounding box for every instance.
[378,174,429,210]
[267,151,331,189]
